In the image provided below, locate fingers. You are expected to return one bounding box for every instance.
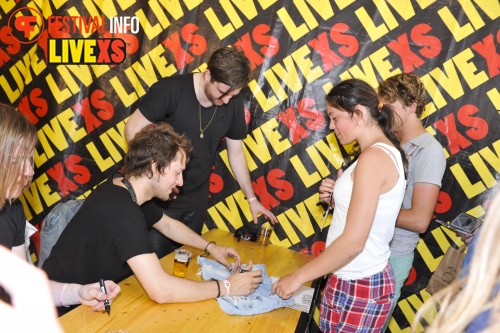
[105,281,121,299]
[271,280,278,294]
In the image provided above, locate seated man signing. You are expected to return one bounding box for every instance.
[42,122,262,311]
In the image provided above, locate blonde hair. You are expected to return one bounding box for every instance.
[413,191,500,332]
[0,104,38,209]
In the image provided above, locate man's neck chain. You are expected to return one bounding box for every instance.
[199,104,218,138]
[121,177,137,204]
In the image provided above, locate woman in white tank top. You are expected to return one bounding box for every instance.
[273,79,407,333]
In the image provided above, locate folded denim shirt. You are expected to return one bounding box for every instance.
[197,256,295,315]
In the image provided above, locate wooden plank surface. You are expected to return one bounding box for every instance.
[59,229,312,333]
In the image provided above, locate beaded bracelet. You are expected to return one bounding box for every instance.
[204,241,216,255]
[59,283,69,307]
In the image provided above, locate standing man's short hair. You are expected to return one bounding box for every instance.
[378,73,427,118]
[207,47,251,91]
[122,122,192,179]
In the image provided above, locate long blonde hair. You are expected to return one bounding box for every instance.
[413,191,500,332]
[0,104,38,209]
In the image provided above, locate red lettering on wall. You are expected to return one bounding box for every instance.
[209,166,224,198]
[308,32,343,72]
[252,169,294,209]
[297,98,324,130]
[163,24,207,70]
[252,24,279,57]
[72,90,114,134]
[46,155,91,197]
[235,33,264,70]
[387,33,425,72]
[235,24,279,70]
[457,104,488,141]
[17,88,48,125]
[0,26,21,67]
[91,89,114,121]
[471,34,500,78]
[435,191,452,214]
[267,168,294,200]
[163,32,193,69]
[252,176,280,209]
[46,162,79,197]
[181,23,207,56]
[277,106,309,144]
[434,114,472,155]
[65,154,91,184]
[411,23,441,59]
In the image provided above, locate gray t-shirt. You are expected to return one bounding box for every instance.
[389,132,446,256]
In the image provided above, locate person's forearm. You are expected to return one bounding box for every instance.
[396,208,433,233]
[150,279,220,303]
[49,281,81,307]
[153,215,210,251]
[227,147,256,199]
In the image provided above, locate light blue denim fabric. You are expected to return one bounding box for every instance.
[39,200,84,268]
[197,256,295,315]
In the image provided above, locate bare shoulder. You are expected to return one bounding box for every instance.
[357,146,397,173]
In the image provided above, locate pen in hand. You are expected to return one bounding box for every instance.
[99,278,111,315]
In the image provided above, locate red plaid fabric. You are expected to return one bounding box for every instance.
[319,263,395,333]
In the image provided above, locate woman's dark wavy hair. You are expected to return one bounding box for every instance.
[122,122,192,179]
[326,79,408,173]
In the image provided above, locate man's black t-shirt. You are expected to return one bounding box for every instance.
[42,179,162,285]
[137,73,247,211]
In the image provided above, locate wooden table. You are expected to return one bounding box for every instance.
[59,229,313,333]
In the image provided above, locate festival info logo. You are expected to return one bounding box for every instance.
[8,7,139,65]
[8,7,44,44]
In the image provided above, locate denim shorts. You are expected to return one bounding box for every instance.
[197,256,295,315]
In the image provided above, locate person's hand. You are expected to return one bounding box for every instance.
[0,246,63,333]
[457,232,474,245]
[78,280,121,311]
[209,244,242,272]
[319,170,343,206]
[168,186,180,200]
[272,272,302,300]
[249,200,278,224]
[319,178,335,205]
[227,264,263,296]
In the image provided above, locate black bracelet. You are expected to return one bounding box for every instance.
[204,241,216,254]
[213,279,220,298]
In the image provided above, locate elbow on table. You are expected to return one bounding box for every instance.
[147,288,175,304]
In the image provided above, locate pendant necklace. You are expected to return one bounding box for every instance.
[198,73,218,139]
[121,177,137,204]
[199,104,218,138]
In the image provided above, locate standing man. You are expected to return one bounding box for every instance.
[125,47,277,258]
[378,73,446,332]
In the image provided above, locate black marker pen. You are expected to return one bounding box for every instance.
[99,278,111,315]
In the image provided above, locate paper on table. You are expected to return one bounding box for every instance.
[270,276,314,313]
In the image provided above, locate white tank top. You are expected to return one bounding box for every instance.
[325,142,406,280]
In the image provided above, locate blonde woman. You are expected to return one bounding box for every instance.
[0,104,120,314]
[414,191,500,332]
